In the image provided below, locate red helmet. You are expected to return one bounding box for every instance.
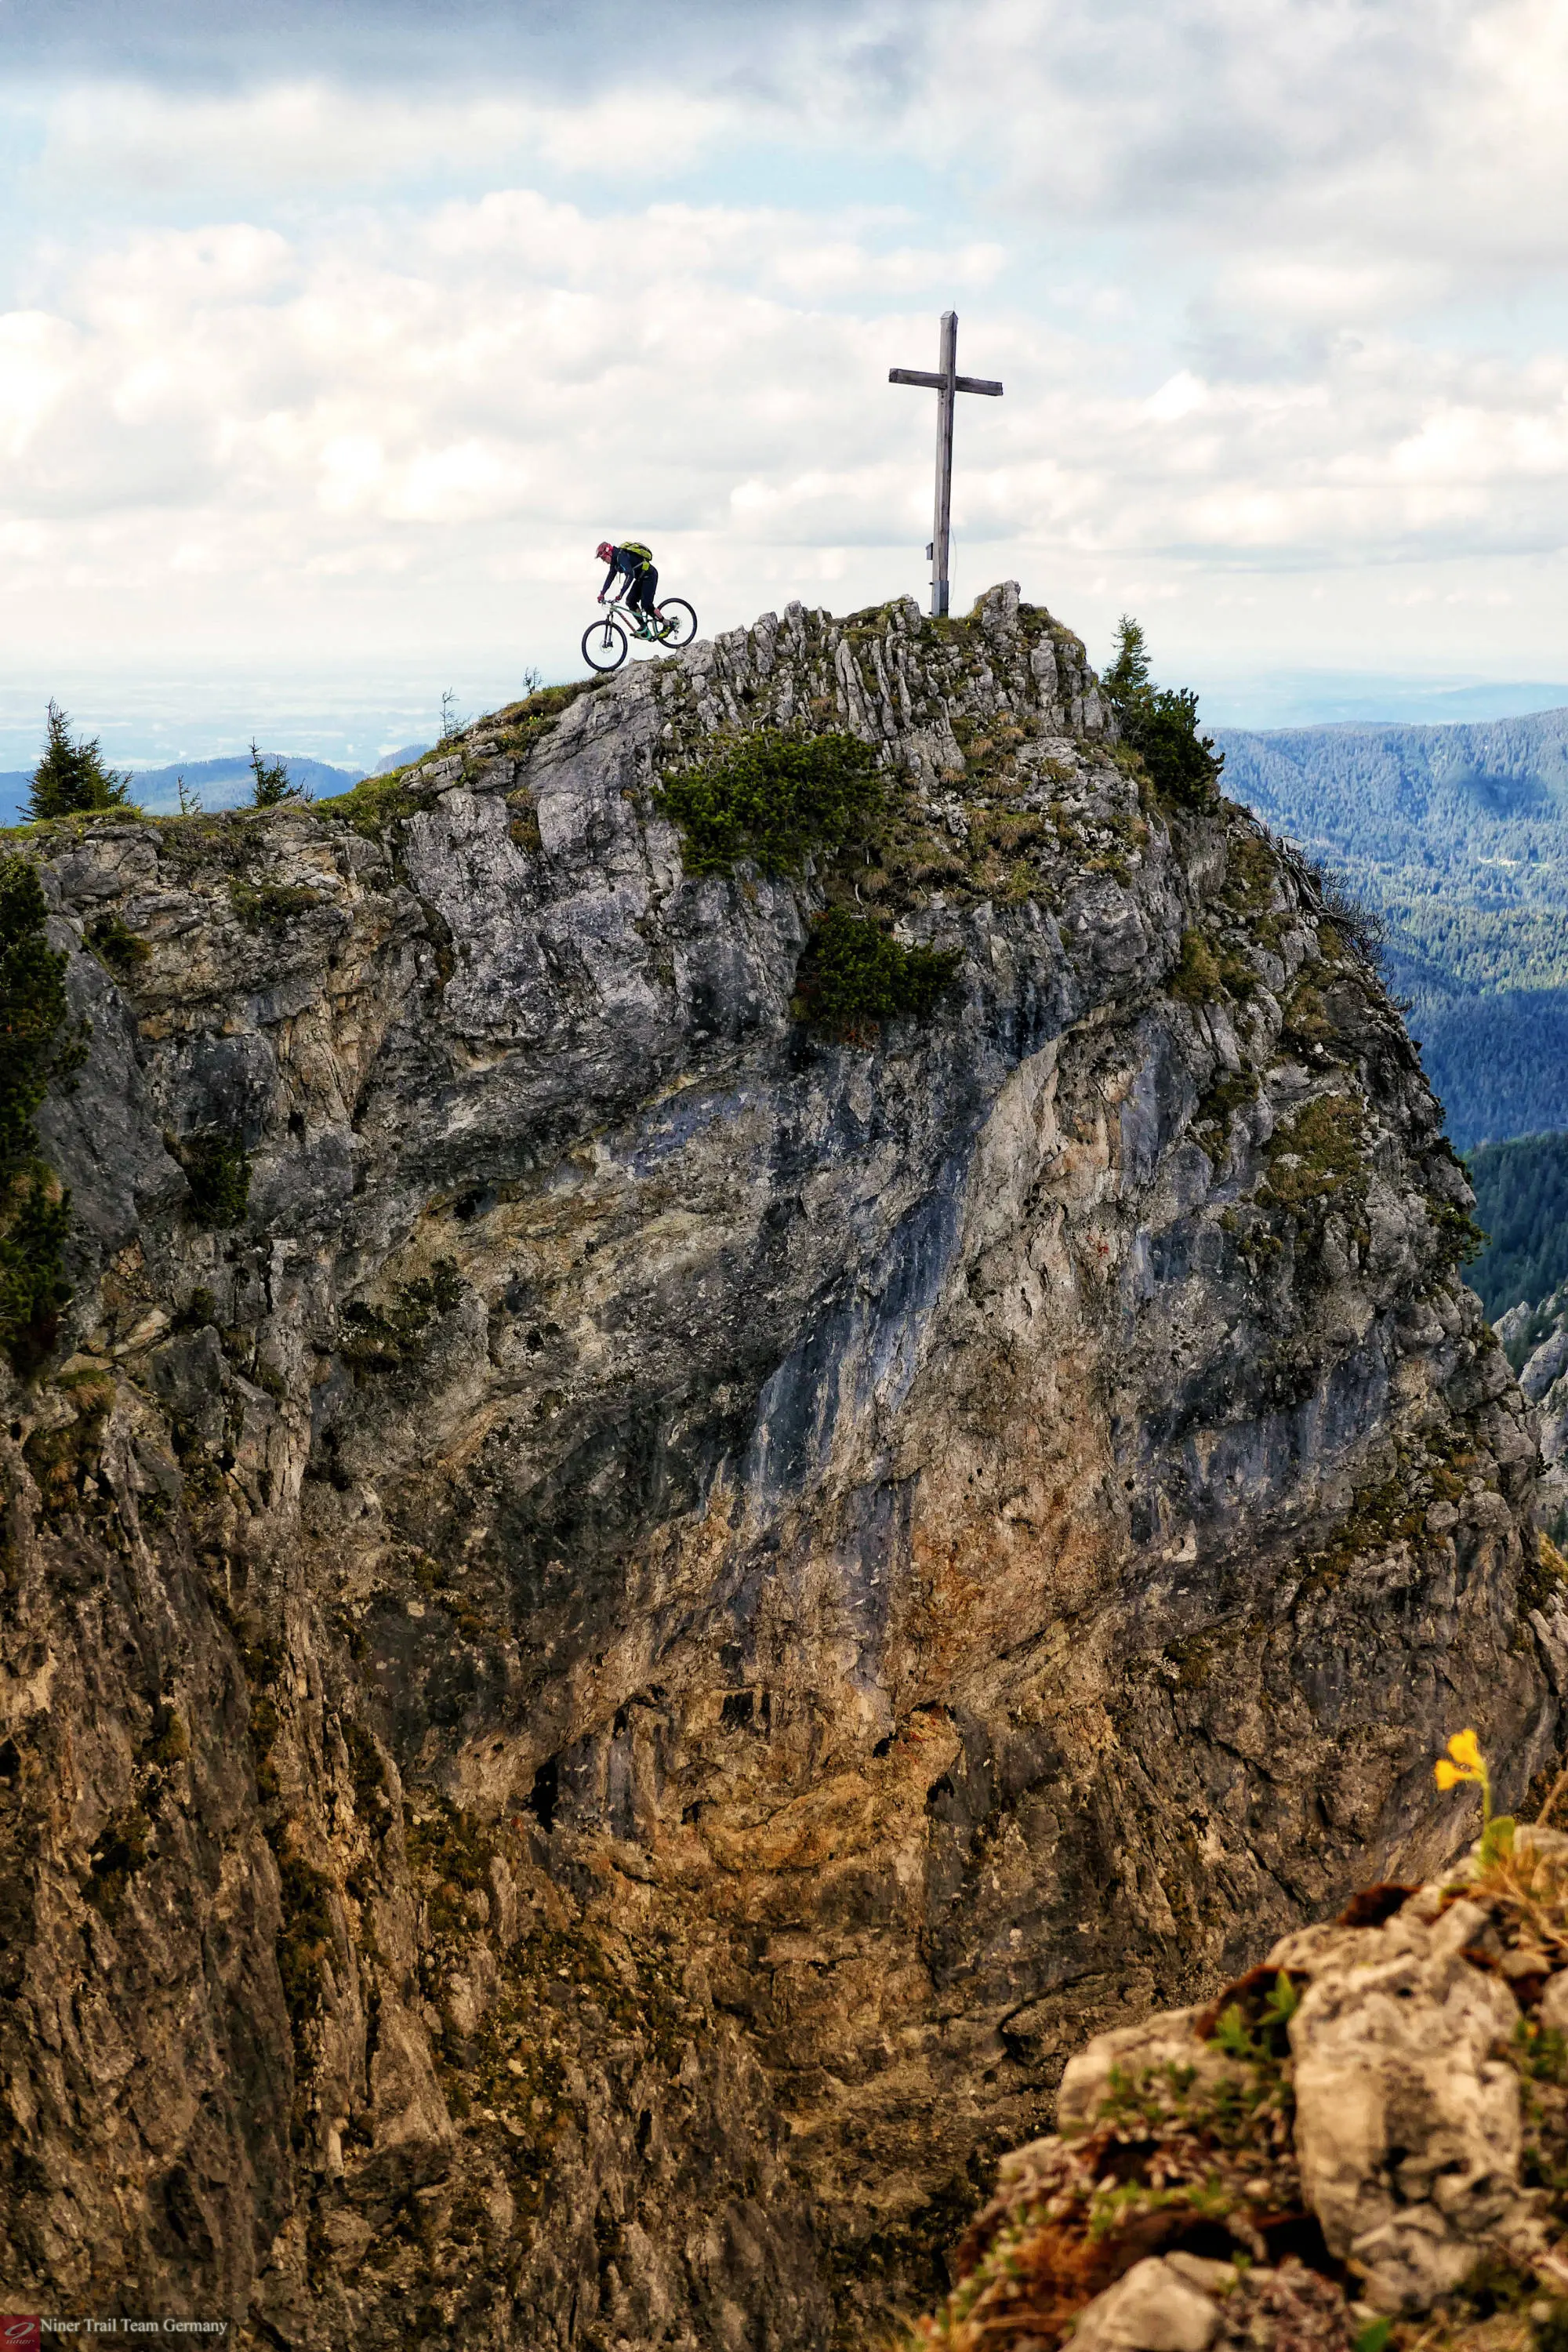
[596,541,615,562]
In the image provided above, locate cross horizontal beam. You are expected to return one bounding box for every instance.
[887,368,1004,397]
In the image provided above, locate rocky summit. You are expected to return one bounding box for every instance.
[1,585,1562,2348]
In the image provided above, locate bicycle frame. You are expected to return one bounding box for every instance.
[597,594,674,643]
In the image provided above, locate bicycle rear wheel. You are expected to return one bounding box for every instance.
[655,598,697,648]
[582,615,628,673]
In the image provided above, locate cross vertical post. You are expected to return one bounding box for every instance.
[889,310,1003,618]
[931,310,956,617]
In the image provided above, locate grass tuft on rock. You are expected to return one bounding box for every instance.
[655,728,885,877]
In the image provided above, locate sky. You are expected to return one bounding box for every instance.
[2,0,1567,768]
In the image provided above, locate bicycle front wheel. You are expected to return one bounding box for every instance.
[655,599,697,648]
[582,616,628,673]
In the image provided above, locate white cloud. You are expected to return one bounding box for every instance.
[2,0,1567,694]
[31,79,736,198]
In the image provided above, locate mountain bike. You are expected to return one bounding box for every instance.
[581,593,698,674]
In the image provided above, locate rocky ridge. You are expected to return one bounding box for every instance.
[0,583,1562,2348]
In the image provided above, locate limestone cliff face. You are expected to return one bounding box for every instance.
[1498,1287,1568,1544]
[1,585,1561,2349]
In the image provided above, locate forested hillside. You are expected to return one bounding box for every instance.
[1218,706,1568,1149]
[1465,1131,1568,1321]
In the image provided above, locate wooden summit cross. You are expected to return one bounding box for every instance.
[889,310,1004,617]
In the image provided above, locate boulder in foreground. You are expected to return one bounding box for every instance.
[903,1813,1568,2347]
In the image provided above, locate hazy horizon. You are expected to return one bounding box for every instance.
[5,645,1568,782]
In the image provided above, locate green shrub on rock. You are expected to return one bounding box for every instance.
[0,1174,73,1375]
[86,913,151,978]
[176,1133,251,1229]
[656,729,884,877]
[793,909,959,1040]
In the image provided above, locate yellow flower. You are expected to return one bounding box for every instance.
[1447,1729,1483,1771]
[1435,1759,1461,1790]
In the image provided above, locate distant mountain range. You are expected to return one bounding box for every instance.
[1217,706,1568,1152]
[0,743,433,826]
[1204,677,1568,728]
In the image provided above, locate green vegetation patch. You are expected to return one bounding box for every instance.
[85,1804,151,1911]
[1102,616,1223,814]
[0,1172,74,1377]
[1257,1093,1368,1217]
[340,1257,463,1374]
[506,787,543,853]
[1170,928,1223,1005]
[228,878,321,934]
[314,770,423,838]
[1280,975,1334,1047]
[1224,830,1282,913]
[175,1132,251,1229]
[1192,1069,1259,1164]
[655,728,885,877]
[1417,1137,1489,1280]
[1294,1428,1486,1592]
[276,1850,339,2030]
[1169,923,1259,1010]
[86,912,151,979]
[493,676,608,739]
[0,855,82,1370]
[1519,1526,1568,1619]
[793,909,960,1041]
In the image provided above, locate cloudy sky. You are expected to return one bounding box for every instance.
[2,0,1567,765]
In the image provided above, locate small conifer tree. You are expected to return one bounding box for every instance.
[1101,615,1222,811]
[25,702,135,822]
[249,742,303,808]
[1102,615,1152,703]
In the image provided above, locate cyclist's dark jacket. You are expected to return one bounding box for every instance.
[601,543,653,597]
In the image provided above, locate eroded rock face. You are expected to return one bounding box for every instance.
[0,586,1559,2347]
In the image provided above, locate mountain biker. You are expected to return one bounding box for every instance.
[597,540,659,634]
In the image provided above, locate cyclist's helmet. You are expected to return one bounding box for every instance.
[596,541,615,562]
